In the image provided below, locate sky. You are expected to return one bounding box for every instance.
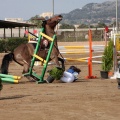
[0,0,112,20]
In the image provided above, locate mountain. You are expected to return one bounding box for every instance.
[61,1,120,25]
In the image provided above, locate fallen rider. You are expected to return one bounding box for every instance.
[60,66,81,83]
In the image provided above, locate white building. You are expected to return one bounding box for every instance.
[40,12,53,19]
[5,18,24,23]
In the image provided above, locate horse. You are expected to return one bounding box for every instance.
[1,15,65,81]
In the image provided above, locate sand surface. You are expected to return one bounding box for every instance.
[0,41,120,120]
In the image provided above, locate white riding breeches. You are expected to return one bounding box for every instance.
[60,71,74,83]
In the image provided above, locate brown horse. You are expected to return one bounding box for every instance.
[1,15,65,80]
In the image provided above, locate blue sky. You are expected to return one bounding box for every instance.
[0,0,111,20]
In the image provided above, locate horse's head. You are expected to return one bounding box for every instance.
[41,15,64,69]
[42,15,63,30]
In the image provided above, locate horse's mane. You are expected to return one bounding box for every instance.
[42,20,46,28]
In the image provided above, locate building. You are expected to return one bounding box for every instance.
[40,12,53,19]
[5,18,24,23]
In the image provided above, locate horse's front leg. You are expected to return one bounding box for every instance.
[54,56,65,70]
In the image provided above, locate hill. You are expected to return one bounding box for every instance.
[61,1,120,25]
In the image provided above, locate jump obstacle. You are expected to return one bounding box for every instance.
[59,45,104,54]
[59,45,103,64]
[110,33,120,79]
[59,30,102,79]
[85,30,96,79]
[28,29,103,79]
[0,27,56,84]
[23,27,56,83]
[1,29,103,84]
[0,74,21,84]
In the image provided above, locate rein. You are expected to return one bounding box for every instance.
[45,29,65,61]
[53,43,65,60]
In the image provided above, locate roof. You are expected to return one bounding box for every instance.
[0,20,37,28]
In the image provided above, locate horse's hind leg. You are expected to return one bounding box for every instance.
[22,63,34,81]
[22,63,29,74]
[23,63,38,82]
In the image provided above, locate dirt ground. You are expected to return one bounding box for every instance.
[0,42,120,120]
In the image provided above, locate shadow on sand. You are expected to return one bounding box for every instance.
[0,94,31,100]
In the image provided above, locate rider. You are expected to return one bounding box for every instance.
[60,66,81,83]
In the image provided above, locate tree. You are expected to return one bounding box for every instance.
[59,24,75,29]
[101,40,113,71]
[96,22,106,28]
[78,24,89,28]
[29,15,43,28]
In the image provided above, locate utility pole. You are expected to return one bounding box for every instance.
[116,0,118,33]
[52,0,54,16]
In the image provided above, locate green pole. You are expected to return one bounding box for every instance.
[1,78,19,84]
[38,35,56,83]
[0,74,21,79]
[24,28,44,76]
[29,28,44,74]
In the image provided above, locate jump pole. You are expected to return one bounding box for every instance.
[85,29,97,79]
[1,78,19,84]
[0,74,21,80]
[0,74,21,84]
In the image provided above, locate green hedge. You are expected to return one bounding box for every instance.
[0,37,28,52]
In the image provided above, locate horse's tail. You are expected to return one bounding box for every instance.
[1,53,13,74]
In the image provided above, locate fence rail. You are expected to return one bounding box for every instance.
[0,28,109,42]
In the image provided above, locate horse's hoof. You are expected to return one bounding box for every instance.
[29,79,36,82]
[27,76,37,82]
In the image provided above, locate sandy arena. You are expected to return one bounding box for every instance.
[0,42,120,120]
